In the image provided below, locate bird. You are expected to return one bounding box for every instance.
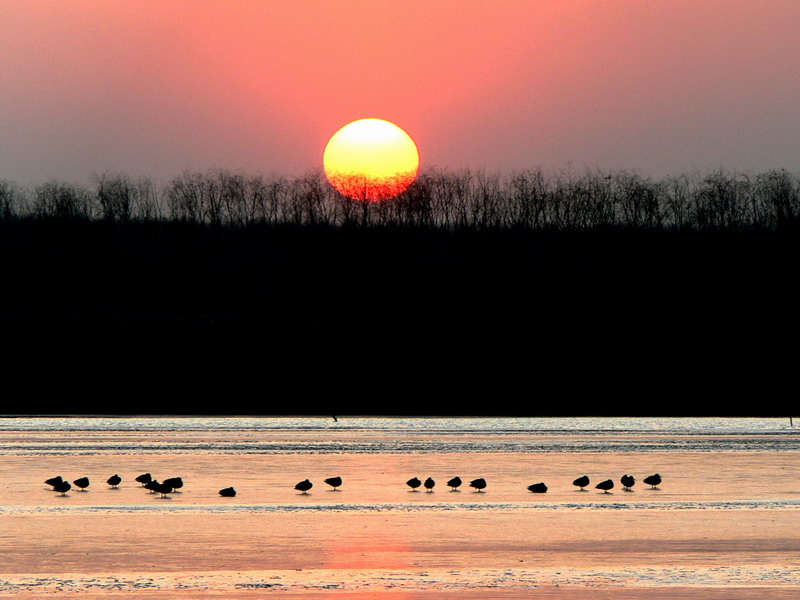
[295,479,313,494]
[527,482,548,493]
[53,480,71,495]
[596,479,614,493]
[219,487,237,497]
[135,473,152,486]
[406,477,422,491]
[155,482,173,498]
[163,477,183,491]
[573,475,590,490]
[447,476,462,491]
[144,479,161,494]
[107,474,122,488]
[620,474,635,490]
[73,477,90,491]
[324,476,343,490]
[424,477,435,492]
[644,474,662,489]
[469,478,487,492]
[45,476,64,488]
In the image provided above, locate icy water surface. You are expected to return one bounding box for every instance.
[1,416,798,455]
[1,416,799,598]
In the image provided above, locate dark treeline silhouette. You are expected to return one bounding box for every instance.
[2,166,799,230]
[1,166,797,412]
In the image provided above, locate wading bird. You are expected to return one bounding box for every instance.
[406,477,422,491]
[424,477,435,492]
[324,476,343,490]
[295,479,313,494]
[573,475,590,490]
[135,473,152,486]
[621,474,635,490]
[644,474,662,489]
[45,476,64,488]
[164,477,183,491]
[219,487,236,497]
[469,478,487,492]
[596,479,614,493]
[447,476,462,491]
[73,477,90,491]
[53,480,71,495]
[107,474,122,488]
[527,482,548,493]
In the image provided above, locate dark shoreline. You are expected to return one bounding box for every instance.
[2,219,796,413]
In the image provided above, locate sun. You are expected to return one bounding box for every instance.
[323,118,420,202]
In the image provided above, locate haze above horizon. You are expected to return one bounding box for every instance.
[2,1,799,186]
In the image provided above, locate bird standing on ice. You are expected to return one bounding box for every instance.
[469,478,487,492]
[324,476,343,490]
[644,474,662,489]
[447,477,462,491]
[596,479,614,493]
[573,475,590,491]
[295,479,313,494]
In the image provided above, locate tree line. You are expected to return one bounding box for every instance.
[1,166,798,231]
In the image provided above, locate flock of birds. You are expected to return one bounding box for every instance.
[44,472,663,498]
[44,473,235,498]
[294,473,663,494]
[398,473,662,494]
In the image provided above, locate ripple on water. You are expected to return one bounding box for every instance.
[4,498,800,516]
[2,565,800,594]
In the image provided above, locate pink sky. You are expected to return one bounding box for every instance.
[2,0,799,185]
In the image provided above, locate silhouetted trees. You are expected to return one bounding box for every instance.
[2,166,798,231]
[3,166,795,409]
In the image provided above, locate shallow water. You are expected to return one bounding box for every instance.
[1,416,799,598]
[2,416,798,455]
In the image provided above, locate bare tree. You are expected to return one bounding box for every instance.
[33,180,92,220]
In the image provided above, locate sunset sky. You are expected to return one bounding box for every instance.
[2,0,799,186]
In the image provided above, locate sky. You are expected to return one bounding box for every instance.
[2,0,800,187]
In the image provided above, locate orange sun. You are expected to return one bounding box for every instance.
[323,118,420,202]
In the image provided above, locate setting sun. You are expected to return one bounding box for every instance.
[323,118,420,202]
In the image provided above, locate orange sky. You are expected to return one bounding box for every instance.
[2,0,799,185]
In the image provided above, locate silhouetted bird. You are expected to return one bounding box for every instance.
[424,477,435,492]
[621,474,635,490]
[144,479,161,494]
[135,473,152,486]
[155,482,173,498]
[469,478,487,492]
[107,474,122,488]
[324,476,343,490]
[164,477,183,491]
[45,476,64,488]
[527,482,548,493]
[219,487,237,497]
[73,477,90,491]
[53,480,71,495]
[295,479,313,494]
[644,474,662,488]
[573,475,590,490]
[406,477,422,491]
[596,479,614,493]
[447,476,462,491]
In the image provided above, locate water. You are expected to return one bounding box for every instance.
[0,416,796,455]
[2,416,799,596]
[1,415,793,432]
